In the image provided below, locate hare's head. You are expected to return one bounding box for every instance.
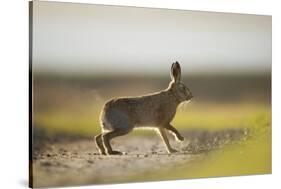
[168,61,193,102]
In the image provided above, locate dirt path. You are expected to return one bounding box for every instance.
[32,129,247,187]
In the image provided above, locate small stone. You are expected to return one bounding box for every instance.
[41,161,52,167]
[87,160,94,164]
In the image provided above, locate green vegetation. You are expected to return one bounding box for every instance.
[34,109,101,136]
[34,102,271,178]
[34,102,270,135]
[134,104,272,180]
[175,102,270,130]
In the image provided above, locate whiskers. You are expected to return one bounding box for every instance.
[178,100,191,113]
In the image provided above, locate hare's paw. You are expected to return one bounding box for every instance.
[177,135,185,141]
[107,150,124,155]
[97,150,106,155]
[168,148,178,154]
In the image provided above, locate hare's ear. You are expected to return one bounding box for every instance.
[170,61,181,83]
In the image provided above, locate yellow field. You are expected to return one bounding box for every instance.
[34,102,270,135]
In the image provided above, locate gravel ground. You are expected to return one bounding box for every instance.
[32,128,247,188]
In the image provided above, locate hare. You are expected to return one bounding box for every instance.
[95,61,193,155]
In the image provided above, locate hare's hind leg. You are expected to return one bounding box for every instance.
[165,124,185,141]
[102,129,131,155]
[158,127,178,153]
[95,133,106,155]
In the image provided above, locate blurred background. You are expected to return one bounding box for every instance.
[32,1,271,136]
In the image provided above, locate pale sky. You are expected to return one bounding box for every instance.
[32,1,271,74]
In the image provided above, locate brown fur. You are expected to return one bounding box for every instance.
[95,61,193,155]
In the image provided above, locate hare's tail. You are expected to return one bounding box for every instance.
[100,121,111,133]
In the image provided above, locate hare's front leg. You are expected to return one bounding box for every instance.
[165,124,185,141]
[158,127,178,153]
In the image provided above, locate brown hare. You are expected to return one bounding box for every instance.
[95,61,193,155]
